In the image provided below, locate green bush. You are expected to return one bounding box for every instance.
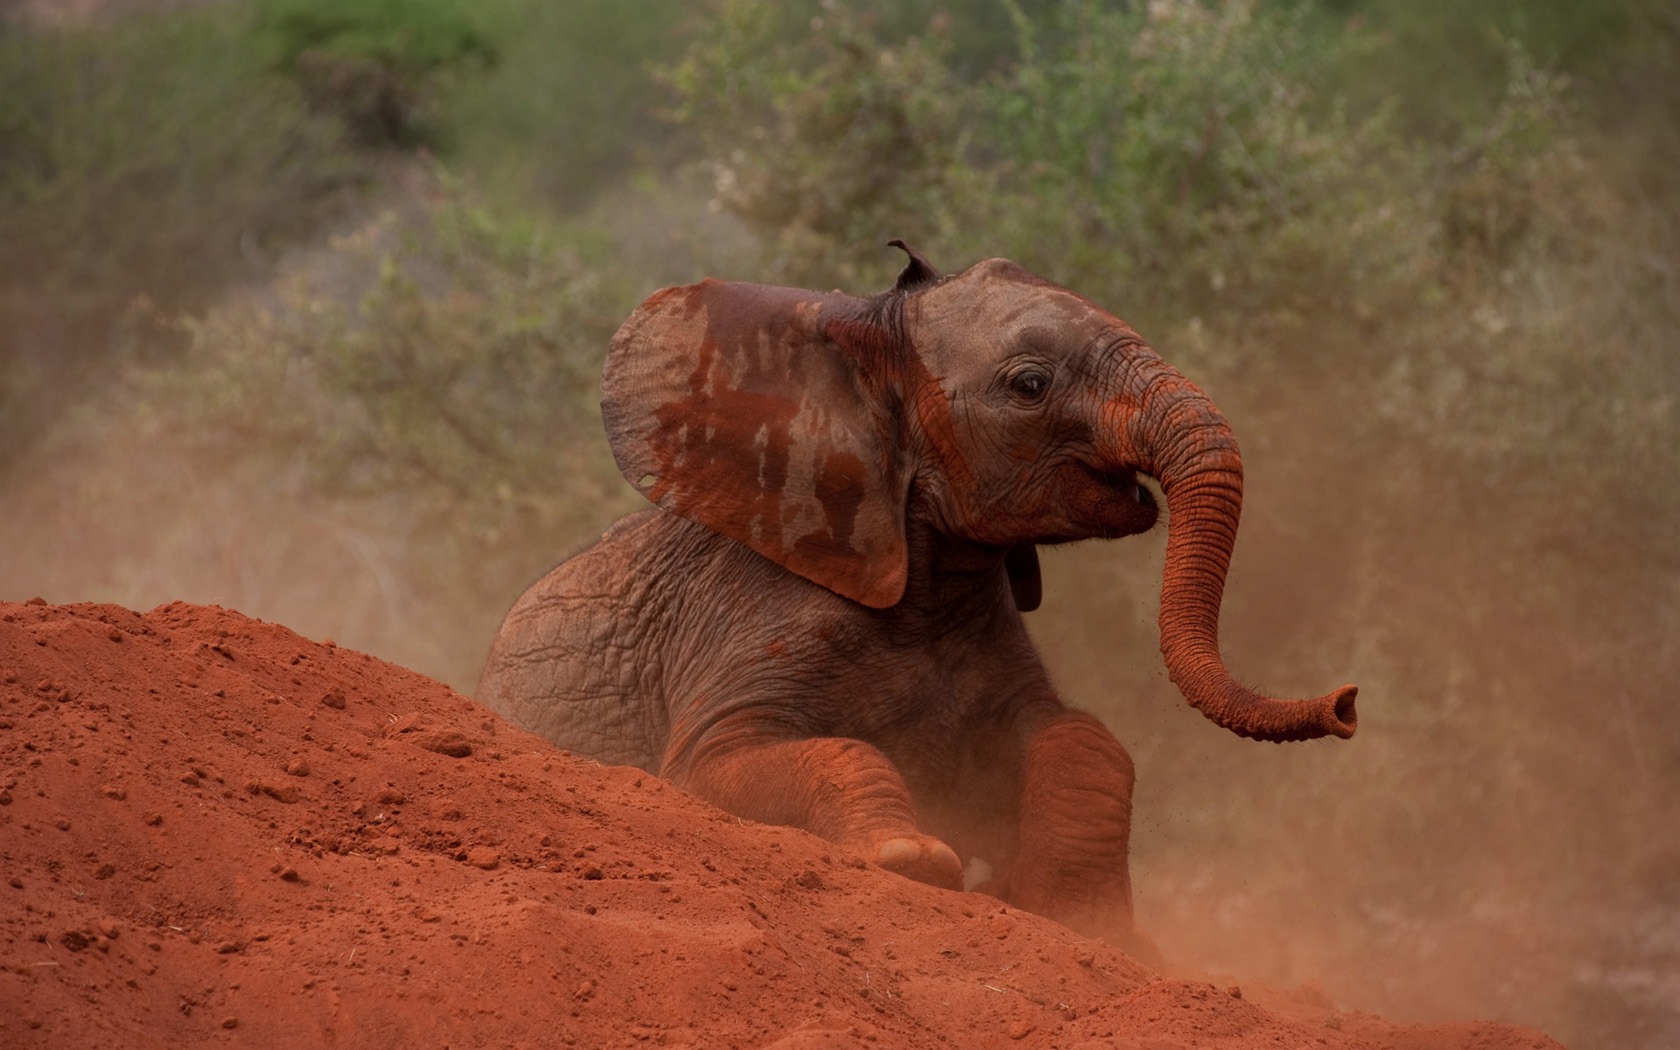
[443,0,692,210]
[255,0,498,149]
[0,6,360,468]
[662,0,1403,321]
[976,0,1396,318]
[661,0,967,288]
[170,181,636,539]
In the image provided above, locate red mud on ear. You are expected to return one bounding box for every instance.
[602,282,911,608]
[0,599,1564,1049]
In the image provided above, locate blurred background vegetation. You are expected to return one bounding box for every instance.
[1,2,1675,1047]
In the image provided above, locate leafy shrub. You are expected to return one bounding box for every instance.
[661,0,967,288]
[255,0,497,148]
[0,6,360,468]
[443,0,692,209]
[975,0,1396,317]
[663,0,1402,322]
[170,181,637,540]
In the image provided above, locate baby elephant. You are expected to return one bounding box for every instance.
[478,244,1357,940]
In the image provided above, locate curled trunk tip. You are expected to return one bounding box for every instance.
[1327,684,1359,736]
[1172,668,1359,743]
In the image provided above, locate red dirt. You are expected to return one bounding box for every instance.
[0,599,1565,1049]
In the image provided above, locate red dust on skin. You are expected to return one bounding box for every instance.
[610,281,912,609]
[0,599,1566,1050]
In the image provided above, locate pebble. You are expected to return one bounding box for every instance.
[256,782,300,804]
[467,847,500,871]
[414,730,472,758]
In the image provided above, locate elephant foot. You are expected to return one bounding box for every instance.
[861,832,962,890]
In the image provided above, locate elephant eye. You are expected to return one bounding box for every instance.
[1006,366,1052,402]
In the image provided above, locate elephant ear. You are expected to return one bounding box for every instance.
[601,279,911,608]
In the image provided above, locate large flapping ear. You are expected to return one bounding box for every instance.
[601,279,912,608]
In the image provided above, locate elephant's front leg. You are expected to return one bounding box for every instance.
[1007,708,1136,940]
[671,736,963,890]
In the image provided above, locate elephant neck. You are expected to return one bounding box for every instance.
[887,516,1014,624]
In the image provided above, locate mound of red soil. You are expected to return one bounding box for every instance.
[0,599,1563,1049]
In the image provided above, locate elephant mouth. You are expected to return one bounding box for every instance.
[1095,465,1158,512]
[1123,471,1158,513]
[1052,463,1159,541]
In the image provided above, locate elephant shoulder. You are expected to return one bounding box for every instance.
[476,509,690,768]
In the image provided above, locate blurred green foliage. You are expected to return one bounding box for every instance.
[661,0,966,287]
[1291,0,1655,137]
[0,5,360,465]
[443,0,692,208]
[169,185,634,539]
[254,0,497,148]
[663,0,1583,327]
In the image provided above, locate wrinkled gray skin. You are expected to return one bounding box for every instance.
[479,247,1356,940]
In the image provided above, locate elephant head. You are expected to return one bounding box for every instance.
[601,244,1357,743]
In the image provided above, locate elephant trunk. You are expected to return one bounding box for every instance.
[1107,355,1357,743]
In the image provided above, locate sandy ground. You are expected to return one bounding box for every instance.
[0,598,1565,1048]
